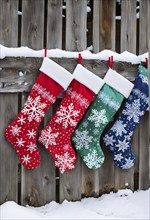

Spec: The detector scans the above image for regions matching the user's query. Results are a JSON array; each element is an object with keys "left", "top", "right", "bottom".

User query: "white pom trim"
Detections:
[
  {"left": 72, "top": 64, "right": 104, "bottom": 94},
  {"left": 104, "top": 68, "right": 134, "bottom": 98}
]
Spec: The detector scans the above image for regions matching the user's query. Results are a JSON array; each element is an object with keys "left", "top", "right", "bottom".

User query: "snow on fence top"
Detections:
[{"left": 0, "top": 44, "right": 148, "bottom": 64}]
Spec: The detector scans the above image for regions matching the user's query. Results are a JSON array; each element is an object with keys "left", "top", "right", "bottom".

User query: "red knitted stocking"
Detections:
[
  {"left": 39, "top": 64, "right": 104, "bottom": 173},
  {"left": 5, "top": 58, "right": 73, "bottom": 169}
]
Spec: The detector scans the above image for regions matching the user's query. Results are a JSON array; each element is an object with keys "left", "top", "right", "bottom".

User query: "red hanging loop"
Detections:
[
  {"left": 78, "top": 53, "right": 82, "bottom": 64},
  {"left": 145, "top": 58, "right": 148, "bottom": 67},
  {"left": 108, "top": 56, "right": 113, "bottom": 69},
  {"left": 44, "top": 48, "right": 47, "bottom": 57}
]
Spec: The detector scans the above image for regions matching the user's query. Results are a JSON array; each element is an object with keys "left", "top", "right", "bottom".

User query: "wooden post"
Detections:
[
  {"left": 121, "top": 0, "right": 137, "bottom": 53},
  {"left": 138, "top": 0, "right": 149, "bottom": 190},
  {"left": 99, "top": 0, "right": 116, "bottom": 51},
  {"left": 65, "top": 0, "right": 87, "bottom": 51},
  {"left": 0, "top": 0, "right": 19, "bottom": 204},
  {"left": 47, "top": 0, "right": 63, "bottom": 49}
]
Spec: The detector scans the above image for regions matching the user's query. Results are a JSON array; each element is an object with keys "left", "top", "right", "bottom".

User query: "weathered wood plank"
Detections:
[
  {"left": 0, "top": 0, "right": 18, "bottom": 204},
  {"left": 131, "top": 127, "right": 139, "bottom": 190},
  {"left": 0, "top": 0, "right": 18, "bottom": 46},
  {"left": 114, "top": 167, "right": 134, "bottom": 190},
  {"left": 139, "top": 113, "right": 149, "bottom": 189},
  {"left": 81, "top": 164, "right": 99, "bottom": 197},
  {"left": 121, "top": 0, "right": 137, "bottom": 53},
  {"left": 0, "top": 94, "right": 19, "bottom": 204},
  {"left": 93, "top": 0, "right": 100, "bottom": 53},
  {"left": 139, "top": 0, "right": 149, "bottom": 54},
  {"left": 0, "top": 57, "right": 138, "bottom": 93},
  {"left": 59, "top": 155, "right": 81, "bottom": 203},
  {"left": 47, "top": 0, "right": 62, "bottom": 49},
  {"left": 21, "top": 0, "right": 45, "bottom": 49},
  {"left": 99, "top": 143, "right": 115, "bottom": 194},
  {"left": 138, "top": 0, "right": 149, "bottom": 190},
  {"left": 66, "top": 0, "right": 87, "bottom": 51},
  {"left": 99, "top": 0, "right": 116, "bottom": 51}
]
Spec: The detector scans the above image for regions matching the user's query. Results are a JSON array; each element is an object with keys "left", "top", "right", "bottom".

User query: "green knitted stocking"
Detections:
[{"left": 71, "top": 69, "right": 134, "bottom": 169}]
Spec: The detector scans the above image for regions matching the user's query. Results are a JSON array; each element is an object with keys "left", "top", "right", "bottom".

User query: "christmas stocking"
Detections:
[
  {"left": 39, "top": 64, "right": 104, "bottom": 173},
  {"left": 71, "top": 68, "right": 134, "bottom": 169},
  {"left": 5, "top": 57, "right": 73, "bottom": 169},
  {"left": 103, "top": 65, "right": 148, "bottom": 169}
]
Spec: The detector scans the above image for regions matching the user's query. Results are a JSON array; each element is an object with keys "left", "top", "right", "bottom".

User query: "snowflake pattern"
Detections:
[
  {"left": 17, "top": 116, "right": 26, "bottom": 125},
  {"left": 72, "top": 130, "right": 93, "bottom": 150},
  {"left": 133, "top": 89, "right": 148, "bottom": 103},
  {"left": 10, "top": 125, "right": 21, "bottom": 136},
  {"left": 93, "top": 128, "right": 99, "bottom": 136},
  {"left": 103, "top": 134, "right": 115, "bottom": 150},
  {"left": 116, "top": 139, "right": 129, "bottom": 152},
  {"left": 139, "top": 74, "right": 148, "bottom": 84},
  {"left": 83, "top": 149, "right": 104, "bottom": 169},
  {"left": 82, "top": 121, "right": 89, "bottom": 128},
  {"left": 55, "top": 152, "right": 75, "bottom": 173},
  {"left": 55, "top": 103, "right": 80, "bottom": 128},
  {"left": 27, "top": 142, "right": 37, "bottom": 153},
  {"left": 88, "top": 109, "right": 108, "bottom": 127},
  {"left": 63, "top": 144, "right": 70, "bottom": 151},
  {"left": 66, "top": 87, "right": 89, "bottom": 108},
  {"left": 123, "top": 99, "right": 144, "bottom": 123},
  {"left": 22, "top": 96, "right": 47, "bottom": 122},
  {"left": 27, "top": 129, "right": 36, "bottom": 139},
  {"left": 112, "top": 120, "right": 127, "bottom": 136},
  {"left": 16, "top": 138, "right": 25, "bottom": 147},
  {"left": 98, "top": 91, "right": 120, "bottom": 110},
  {"left": 121, "top": 158, "right": 134, "bottom": 169},
  {"left": 114, "top": 153, "right": 123, "bottom": 162},
  {"left": 39, "top": 127, "right": 59, "bottom": 149},
  {"left": 21, "top": 155, "right": 31, "bottom": 165},
  {"left": 33, "top": 83, "right": 56, "bottom": 103}
]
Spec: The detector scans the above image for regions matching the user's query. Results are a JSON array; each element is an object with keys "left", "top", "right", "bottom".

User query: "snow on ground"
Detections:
[
  {"left": 0, "top": 188, "right": 149, "bottom": 220},
  {"left": 0, "top": 44, "right": 148, "bottom": 64}
]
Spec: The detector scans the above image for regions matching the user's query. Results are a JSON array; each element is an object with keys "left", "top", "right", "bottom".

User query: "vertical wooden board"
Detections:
[
  {"left": 0, "top": 0, "right": 18, "bottom": 204},
  {"left": 121, "top": 0, "right": 137, "bottom": 53},
  {"left": 0, "top": 94, "right": 19, "bottom": 204},
  {"left": 21, "top": 93, "right": 56, "bottom": 206},
  {"left": 66, "top": 0, "right": 87, "bottom": 51},
  {"left": 47, "top": 0, "right": 62, "bottom": 49},
  {"left": 21, "top": 0, "right": 45, "bottom": 49},
  {"left": 99, "top": 0, "right": 116, "bottom": 51},
  {"left": 114, "top": 167, "right": 134, "bottom": 190},
  {"left": 131, "top": 127, "right": 139, "bottom": 190},
  {"left": 139, "top": 0, "right": 149, "bottom": 54},
  {"left": 93, "top": 0, "right": 100, "bottom": 53},
  {"left": 139, "top": 113, "right": 149, "bottom": 189},
  {"left": 82, "top": 163, "right": 99, "bottom": 198},
  {"left": 99, "top": 145, "right": 115, "bottom": 194},
  {"left": 59, "top": 154, "right": 81, "bottom": 203},
  {"left": 0, "top": 0, "right": 18, "bottom": 46}
]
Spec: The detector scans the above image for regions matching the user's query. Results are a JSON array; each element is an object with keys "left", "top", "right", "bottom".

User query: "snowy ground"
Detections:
[{"left": 0, "top": 188, "right": 149, "bottom": 220}]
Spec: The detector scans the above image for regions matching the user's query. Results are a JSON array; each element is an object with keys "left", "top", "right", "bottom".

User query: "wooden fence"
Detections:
[{"left": 0, "top": 0, "right": 149, "bottom": 206}]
